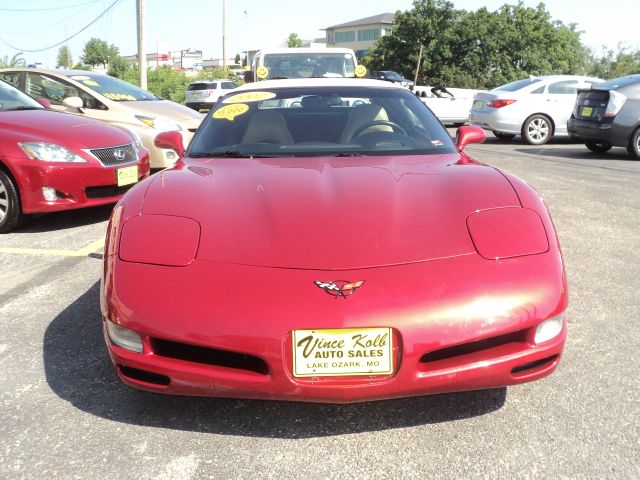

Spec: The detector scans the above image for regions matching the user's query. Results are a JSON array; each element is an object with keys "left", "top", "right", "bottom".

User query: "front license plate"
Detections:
[
  {"left": 116, "top": 165, "right": 138, "bottom": 186},
  {"left": 580, "top": 106, "right": 593, "bottom": 117},
  {"left": 292, "top": 327, "right": 393, "bottom": 377},
  {"left": 472, "top": 100, "right": 484, "bottom": 110}
]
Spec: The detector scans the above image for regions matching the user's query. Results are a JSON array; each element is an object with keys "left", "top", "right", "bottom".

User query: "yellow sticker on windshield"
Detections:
[
  {"left": 70, "top": 75, "right": 91, "bottom": 81},
  {"left": 103, "top": 93, "right": 137, "bottom": 101},
  {"left": 354, "top": 65, "right": 367, "bottom": 78},
  {"left": 223, "top": 92, "right": 276, "bottom": 104},
  {"left": 256, "top": 66, "right": 269, "bottom": 79},
  {"left": 212, "top": 103, "right": 249, "bottom": 121},
  {"left": 83, "top": 80, "right": 99, "bottom": 86}
]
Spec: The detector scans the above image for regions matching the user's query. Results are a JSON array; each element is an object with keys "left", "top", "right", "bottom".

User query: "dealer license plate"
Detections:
[
  {"left": 472, "top": 100, "right": 484, "bottom": 110},
  {"left": 116, "top": 165, "right": 138, "bottom": 187},
  {"left": 292, "top": 327, "right": 393, "bottom": 377},
  {"left": 580, "top": 106, "right": 593, "bottom": 118}
]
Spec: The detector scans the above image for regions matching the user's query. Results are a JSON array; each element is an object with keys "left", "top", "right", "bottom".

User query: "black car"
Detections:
[
  {"left": 568, "top": 74, "right": 640, "bottom": 159},
  {"left": 370, "top": 70, "right": 414, "bottom": 88}
]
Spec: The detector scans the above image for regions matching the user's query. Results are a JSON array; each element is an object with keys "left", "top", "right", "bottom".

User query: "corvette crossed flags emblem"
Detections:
[{"left": 314, "top": 280, "right": 365, "bottom": 298}]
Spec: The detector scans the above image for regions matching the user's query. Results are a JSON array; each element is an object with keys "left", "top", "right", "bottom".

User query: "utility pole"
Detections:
[
  {"left": 136, "top": 0, "right": 147, "bottom": 90},
  {"left": 222, "top": 0, "right": 227, "bottom": 70},
  {"left": 414, "top": 44, "right": 423, "bottom": 86}
]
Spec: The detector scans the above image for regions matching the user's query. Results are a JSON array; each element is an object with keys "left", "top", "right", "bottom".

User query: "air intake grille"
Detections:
[{"left": 89, "top": 144, "right": 136, "bottom": 166}]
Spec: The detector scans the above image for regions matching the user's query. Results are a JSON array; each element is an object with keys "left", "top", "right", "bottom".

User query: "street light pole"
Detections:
[
  {"left": 222, "top": 0, "right": 227, "bottom": 70},
  {"left": 414, "top": 44, "right": 423, "bottom": 86},
  {"left": 136, "top": 0, "right": 147, "bottom": 90}
]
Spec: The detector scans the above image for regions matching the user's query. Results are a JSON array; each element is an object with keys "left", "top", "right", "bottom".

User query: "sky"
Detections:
[{"left": 0, "top": 0, "right": 639, "bottom": 68}]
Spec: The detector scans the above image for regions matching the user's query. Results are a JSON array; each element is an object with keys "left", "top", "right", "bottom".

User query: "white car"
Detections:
[
  {"left": 469, "top": 75, "right": 602, "bottom": 144},
  {"left": 185, "top": 80, "right": 237, "bottom": 111},
  {"left": 416, "top": 86, "right": 484, "bottom": 126}
]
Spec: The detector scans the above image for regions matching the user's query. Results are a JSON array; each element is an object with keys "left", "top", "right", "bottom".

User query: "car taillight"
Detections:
[
  {"left": 488, "top": 99, "right": 517, "bottom": 108},
  {"left": 605, "top": 90, "right": 626, "bottom": 117}
]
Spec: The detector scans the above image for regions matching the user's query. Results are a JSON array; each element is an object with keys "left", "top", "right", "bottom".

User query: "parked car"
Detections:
[
  {"left": 225, "top": 64, "right": 245, "bottom": 78},
  {"left": 469, "top": 75, "right": 603, "bottom": 144},
  {"left": 371, "top": 70, "right": 414, "bottom": 88},
  {"left": 0, "top": 68, "right": 203, "bottom": 169},
  {"left": 101, "top": 78, "right": 567, "bottom": 402},
  {"left": 185, "top": 80, "right": 237, "bottom": 111},
  {"left": 567, "top": 74, "right": 640, "bottom": 159},
  {"left": 0, "top": 79, "right": 150, "bottom": 233},
  {"left": 416, "top": 86, "right": 476, "bottom": 126}
]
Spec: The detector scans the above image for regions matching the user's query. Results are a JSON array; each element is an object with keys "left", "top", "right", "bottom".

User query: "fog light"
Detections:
[
  {"left": 535, "top": 314, "right": 564, "bottom": 344},
  {"left": 42, "top": 186, "right": 58, "bottom": 201},
  {"left": 165, "top": 150, "right": 177, "bottom": 161},
  {"left": 106, "top": 320, "right": 143, "bottom": 352}
]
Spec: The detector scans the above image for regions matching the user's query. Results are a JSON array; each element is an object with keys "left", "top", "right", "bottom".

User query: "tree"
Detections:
[
  {"left": 0, "top": 52, "right": 25, "bottom": 68},
  {"left": 366, "top": 0, "right": 590, "bottom": 89},
  {"left": 56, "top": 46, "right": 72, "bottom": 68},
  {"left": 234, "top": 53, "right": 241, "bottom": 64},
  {"left": 586, "top": 44, "right": 640, "bottom": 79},
  {"left": 287, "top": 33, "right": 304, "bottom": 48},
  {"left": 81, "top": 38, "right": 120, "bottom": 69}
]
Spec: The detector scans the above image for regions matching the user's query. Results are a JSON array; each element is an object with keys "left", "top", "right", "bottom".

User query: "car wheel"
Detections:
[
  {"left": 492, "top": 131, "right": 516, "bottom": 140},
  {"left": 585, "top": 140, "right": 612, "bottom": 153},
  {"left": 627, "top": 128, "right": 640, "bottom": 159},
  {"left": 522, "top": 114, "right": 553, "bottom": 145},
  {"left": 0, "top": 169, "right": 25, "bottom": 233}
]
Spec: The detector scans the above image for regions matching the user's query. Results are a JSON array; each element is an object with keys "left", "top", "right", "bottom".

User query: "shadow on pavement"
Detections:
[
  {"left": 44, "top": 283, "right": 506, "bottom": 439},
  {"left": 16, "top": 204, "right": 114, "bottom": 234},
  {"left": 515, "top": 145, "right": 633, "bottom": 161}
]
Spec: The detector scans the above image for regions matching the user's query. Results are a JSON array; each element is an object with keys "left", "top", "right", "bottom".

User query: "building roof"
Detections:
[{"left": 325, "top": 12, "right": 395, "bottom": 30}]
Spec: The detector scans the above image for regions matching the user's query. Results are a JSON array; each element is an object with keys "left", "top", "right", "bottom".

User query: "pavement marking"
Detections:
[{"left": 0, "top": 237, "right": 105, "bottom": 257}]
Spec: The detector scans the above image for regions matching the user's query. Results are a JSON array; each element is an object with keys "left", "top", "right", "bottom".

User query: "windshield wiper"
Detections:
[
  {"left": 190, "top": 150, "right": 274, "bottom": 158},
  {"left": 333, "top": 152, "right": 363, "bottom": 157},
  {"left": 3, "top": 106, "right": 42, "bottom": 111}
]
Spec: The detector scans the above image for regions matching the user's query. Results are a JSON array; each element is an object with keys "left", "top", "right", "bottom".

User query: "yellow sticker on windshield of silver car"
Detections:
[
  {"left": 212, "top": 103, "right": 249, "bottom": 121},
  {"left": 223, "top": 92, "right": 276, "bottom": 104},
  {"left": 83, "top": 80, "right": 99, "bottom": 86}
]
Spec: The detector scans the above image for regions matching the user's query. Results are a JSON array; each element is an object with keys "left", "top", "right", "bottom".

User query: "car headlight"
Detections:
[
  {"left": 117, "top": 126, "right": 144, "bottom": 151},
  {"left": 106, "top": 320, "right": 143, "bottom": 352},
  {"left": 135, "top": 115, "right": 182, "bottom": 132},
  {"left": 18, "top": 142, "right": 87, "bottom": 163},
  {"left": 535, "top": 314, "right": 564, "bottom": 344}
]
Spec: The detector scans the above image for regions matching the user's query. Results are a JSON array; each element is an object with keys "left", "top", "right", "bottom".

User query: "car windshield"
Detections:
[
  {"left": 262, "top": 53, "right": 356, "bottom": 79},
  {"left": 68, "top": 73, "right": 158, "bottom": 101},
  {"left": 496, "top": 77, "right": 543, "bottom": 92},
  {"left": 384, "top": 71, "right": 403, "bottom": 80},
  {"left": 0, "top": 79, "right": 43, "bottom": 111},
  {"left": 188, "top": 85, "right": 456, "bottom": 158}
]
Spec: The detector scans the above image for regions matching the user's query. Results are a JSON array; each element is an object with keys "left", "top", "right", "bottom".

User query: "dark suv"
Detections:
[
  {"left": 370, "top": 70, "right": 414, "bottom": 88},
  {"left": 568, "top": 74, "right": 640, "bottom": 159}
]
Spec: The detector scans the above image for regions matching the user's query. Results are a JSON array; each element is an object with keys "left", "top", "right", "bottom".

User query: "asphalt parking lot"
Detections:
[{"left": 1, "top": 133, "right": 638, "bottom": 479}]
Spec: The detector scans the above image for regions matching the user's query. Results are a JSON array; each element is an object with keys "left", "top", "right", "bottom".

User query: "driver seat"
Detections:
[
  {"left": 340, "top": 104, "right": 392, "bottom": 143},
  {"left": 242, "top": 110, "right": 294, "bottom": 145}
]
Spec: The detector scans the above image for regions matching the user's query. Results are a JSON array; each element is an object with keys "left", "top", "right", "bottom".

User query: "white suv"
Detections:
[{"left": 185, "top": 80, "right": 237, "bottom": 111}]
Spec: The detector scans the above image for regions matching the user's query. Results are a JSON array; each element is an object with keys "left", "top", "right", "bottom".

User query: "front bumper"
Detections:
[
  {"left": 16, "top": 154, "right": 150, "bottom": 214},
  {"left": 101, "top": 252, "right": 567, "bottom": 403}
]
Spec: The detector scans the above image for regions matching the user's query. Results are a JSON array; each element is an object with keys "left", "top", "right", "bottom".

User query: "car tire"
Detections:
[
  {"left": 627, "top": 127, "right": 640, "bottom": 159},
  {"left": 0, "top": 169, "right": 25, "bottom": 233},
  {"left": 585, "top": 140, "right": 612, "bottom": 153},
  {"left": 521, "top": 114, "right": 553, "bottom": 145},
  {"left": 492, "top": 131, "right": 516, "bottom": 141}
]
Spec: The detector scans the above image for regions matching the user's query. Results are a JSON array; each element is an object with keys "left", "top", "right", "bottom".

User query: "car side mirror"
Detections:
[
  {"left": 155, "top": 131, "right": 185, "bottom": 158},
  {"left": 36, "top": 98, "right": 51, "bottom": 108},
  {"left": 456, "top": 126, "right": 486, "bottom": 152},
  {"left": 63, "top": 96, "right": 84, "bottom": 111}
]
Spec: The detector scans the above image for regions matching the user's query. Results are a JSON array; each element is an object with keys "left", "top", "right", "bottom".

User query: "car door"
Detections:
[{"left": 545, "top": 80, "right": 581, "bottom": 134}]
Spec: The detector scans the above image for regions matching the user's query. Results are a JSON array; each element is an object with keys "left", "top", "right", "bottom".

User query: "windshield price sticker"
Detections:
[
  {"left": 292, "top": 327, "right": 393, "bottom": 377},
  {"left": 223, "top": 92, "right": 276, "bottom": 103},
  {"left": 212, "top": 103, "right": 249, "bottom": 121}
]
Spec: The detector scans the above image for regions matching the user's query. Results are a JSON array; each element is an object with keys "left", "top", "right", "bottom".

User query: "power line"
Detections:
[
  {"left": 0, "top": 1, "right": 99, "bottom": 12},
  {"left": 1, "top": 0, "right": 101, "bottom": 36},
  {"left": 0, "top": 0, "right": 123, "bottom": 53}
]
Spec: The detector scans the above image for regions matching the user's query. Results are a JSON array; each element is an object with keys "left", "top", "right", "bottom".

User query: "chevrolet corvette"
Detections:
[{"left": 101, "top": 78, "right": 567, "bottom": 403}]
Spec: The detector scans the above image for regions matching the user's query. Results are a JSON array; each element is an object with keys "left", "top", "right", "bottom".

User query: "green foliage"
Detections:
[
  {"left": 81, "top": 38, "right": 120, "bottom": 68},
  {"left": 586, "top": 45, "right": 640, "bottom": 79},
  {"left": 56, "top": 46, "right": 72, "bottom": 68},
  {"left": 288, "top": 33, "right": 304, "bottom": 48},
  {"left": 0, "top": 52, "right": 25, "bottom": 68},
  {"left": 366, "top": 0, "right": 597, "bottom": 88},
  {"left": 110, "top": 64, "right": 242, "bottom": 103}
]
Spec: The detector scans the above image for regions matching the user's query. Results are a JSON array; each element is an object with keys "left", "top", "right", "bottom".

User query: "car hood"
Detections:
[
  {"left": 140, "top": 154, "right": 521, "bottom": 269},
  {"left": 119, "top": 99, "right": 203, "bottom": 123},
  {"left": 0, "top": 109, "right": 131, "bottom": 149}
]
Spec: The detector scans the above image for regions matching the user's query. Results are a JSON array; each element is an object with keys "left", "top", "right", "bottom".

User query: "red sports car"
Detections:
[
  {"left": 0, "top": 79, "right": 150, "bottom": 232},
  {"left": 101, "top": 79, "right": 567, "bottom": 403}
]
